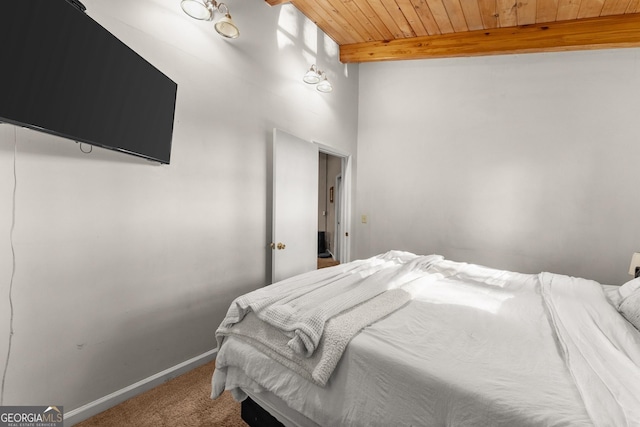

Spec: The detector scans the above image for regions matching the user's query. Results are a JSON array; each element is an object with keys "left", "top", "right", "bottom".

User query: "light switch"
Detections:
[{"left": 361, "top": 214, "right": 367, "bottom": 224}]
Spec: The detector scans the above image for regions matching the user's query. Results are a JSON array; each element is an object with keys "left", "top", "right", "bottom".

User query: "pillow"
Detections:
[
  {"left": 618, "top": 277, "right": 640, "bottom": 331},
  {"left": 619, "top": 277, "right": 640, "bottom": 299},
  {"left": 619, "top": 292, "right": 640, "bottom": 331}
]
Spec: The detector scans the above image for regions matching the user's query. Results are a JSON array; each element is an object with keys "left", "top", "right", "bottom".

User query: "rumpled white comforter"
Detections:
[
  {"left": 540, "top": 273, "right": 640, "bottom": 426},
  {"left": 216, "top": 251, "right": 442, "bottom": 356},
  {"left": 213, "top": 253, "right": 640, "bottom": 427},
  {"left": 215, "top": 251, "right": 443, "bottom": 385}
]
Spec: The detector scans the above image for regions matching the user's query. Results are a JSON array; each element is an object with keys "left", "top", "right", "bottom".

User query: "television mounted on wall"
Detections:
[{"left": 0, "top": 0, "right": 178, "bottom": 164}]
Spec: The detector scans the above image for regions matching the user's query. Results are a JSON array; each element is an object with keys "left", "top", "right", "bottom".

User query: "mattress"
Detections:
[{"left": 212, "top": 253, "right": 640, "bottom": 427}]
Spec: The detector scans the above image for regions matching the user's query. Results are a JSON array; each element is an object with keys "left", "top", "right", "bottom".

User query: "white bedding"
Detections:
[
  {"left": 540, "top": 273, "right": 640, "bottom": 426},
  {"left": 212, "top": 253, "right": 640, "bottom": 427},
  {"left": 217, "top": 251, "right": 442, "bottom": 357}
]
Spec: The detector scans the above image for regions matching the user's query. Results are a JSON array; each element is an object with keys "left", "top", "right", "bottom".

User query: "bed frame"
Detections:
[{"left": 241, "top": 397, "right": 285, "bottom": 427}]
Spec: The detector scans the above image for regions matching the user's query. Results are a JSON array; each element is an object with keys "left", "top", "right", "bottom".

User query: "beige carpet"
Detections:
[
  {"left": 75, "top": 360, "right": 246, "bottom": 427},
  {"left": 317, "top": 257, "right": 340, "bottom": 269}
]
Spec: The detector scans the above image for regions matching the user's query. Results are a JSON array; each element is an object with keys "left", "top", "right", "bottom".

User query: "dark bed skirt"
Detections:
[{"left": 241, "top": 396, "right": 286, "bottom": 427}]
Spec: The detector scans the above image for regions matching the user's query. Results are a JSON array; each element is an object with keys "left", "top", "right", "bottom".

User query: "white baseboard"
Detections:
[{"left": 64, "top": 348, "right": 217, "bottom": 426}]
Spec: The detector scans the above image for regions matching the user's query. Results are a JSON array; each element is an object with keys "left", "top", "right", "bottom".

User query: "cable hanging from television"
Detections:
[
  {"left": 78, "top": 142, "right": 93, "bottom": 154},
  {"left": 65, "top": 0, "right": 87, "bottom": 12}
]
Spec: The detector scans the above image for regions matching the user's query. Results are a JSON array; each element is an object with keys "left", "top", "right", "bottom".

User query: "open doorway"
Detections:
[
  {"left": 317, "top": 152, "right": 342, "bottom": 269},
  {"left": 268, "top": 129, "right": 352, "bottom": 283}
]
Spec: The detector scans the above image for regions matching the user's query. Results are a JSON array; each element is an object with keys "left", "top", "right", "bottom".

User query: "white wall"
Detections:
[
  {"left": 356, "top": 49, "right": 640, "bottom": 285},
  {"left": 0, "top": 0, "right": 358, "bottom": 411}
]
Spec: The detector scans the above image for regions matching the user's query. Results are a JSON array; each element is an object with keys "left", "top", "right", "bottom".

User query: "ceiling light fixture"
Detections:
[
  {"left": 316, "top": 75, "right": 333, "bottom": 93},
  {"left": 303, "top": 64, "right": 332, "bottom": 93},
  {"left": 303, "top": 65, "right": 321, "bottom": 84},
  {"left": 180, "top": 0, "right": 239, "bottom": 39}
]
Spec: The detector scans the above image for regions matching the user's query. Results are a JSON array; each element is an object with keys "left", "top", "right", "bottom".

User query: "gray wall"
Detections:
[
  {"left": 0, "top": 0, "right": 358, "bottom": 410},
  {"left": 356, "top": 49, "right": 640, "bottom": 285}
]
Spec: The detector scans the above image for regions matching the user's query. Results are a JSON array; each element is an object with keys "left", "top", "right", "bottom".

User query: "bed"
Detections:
[{"left": 211, "top": 251, "right": 640, "bottom": 427}]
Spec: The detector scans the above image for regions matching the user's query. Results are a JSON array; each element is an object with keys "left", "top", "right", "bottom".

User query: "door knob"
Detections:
[{"left": 277, "top": 242, "right": 286, "bottom": 250}]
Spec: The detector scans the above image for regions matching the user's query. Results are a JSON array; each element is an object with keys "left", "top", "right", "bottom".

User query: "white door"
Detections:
[{"left": 271, "top": 129, "right": 319, "bottom": 283}]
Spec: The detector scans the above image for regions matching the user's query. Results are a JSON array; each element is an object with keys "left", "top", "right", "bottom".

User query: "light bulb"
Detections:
[
  {"left": 316, "top": 77, "right": 332, "bottom": 93},
  {"left": 303, "top": 65, "right": 321, "bottom": 84},
  {"left": 181, "top": 0, "right": 214, "bottom": 20},
  {"left": 215, "top": 14, "right": 240, "bottom": 39}
]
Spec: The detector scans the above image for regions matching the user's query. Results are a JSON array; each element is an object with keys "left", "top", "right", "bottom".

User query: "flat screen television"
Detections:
[{"left": 0, "top": 0, "right": 177, "bottom": 164}]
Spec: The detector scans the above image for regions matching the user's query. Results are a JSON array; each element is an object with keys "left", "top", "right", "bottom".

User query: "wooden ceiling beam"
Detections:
[
  {"left": 265, "top": 0, "right": 291, "bottom": 6},
  {"left": 340, "top": 13, "right": 640, "bottom": 63}
]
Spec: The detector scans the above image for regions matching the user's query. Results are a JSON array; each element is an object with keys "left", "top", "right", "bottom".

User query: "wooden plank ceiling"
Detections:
[{"left": 264, "top": 0, "right": 640, "bottom": 63}]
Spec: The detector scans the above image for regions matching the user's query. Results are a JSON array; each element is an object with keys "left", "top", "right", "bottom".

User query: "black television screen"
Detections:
[{"left": 0, "top": 0, "right": 177, "bottom": 164}]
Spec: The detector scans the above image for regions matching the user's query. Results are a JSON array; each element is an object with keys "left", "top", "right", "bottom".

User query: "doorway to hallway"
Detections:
[
  {"left": 317, "top": 152, "right": 342, "bottom": 269},
  {"left": 269, "top": 129, "right": 352, "bottom": 283}
]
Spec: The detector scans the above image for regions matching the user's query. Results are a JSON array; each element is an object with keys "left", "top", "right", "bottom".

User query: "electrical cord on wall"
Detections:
[
  {"left": 78, "top": 141, "right": 92, "bottom": 154},
  {"left": 1, "top": 126, "right": 17, "bottom": 405}
]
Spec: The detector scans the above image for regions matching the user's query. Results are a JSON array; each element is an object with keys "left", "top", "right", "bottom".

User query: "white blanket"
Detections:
[
  {"left": 216, "top": 250, "right": 443, "bottom": 357},
  {"left": 217, "top": 287, "right": 412, "bottom": 386},
  {"left": 213, "top": 254, "right": 640, "bottom": 427},
  {"left": 540, "top": 273, "right": 640, "bottom": 427}
]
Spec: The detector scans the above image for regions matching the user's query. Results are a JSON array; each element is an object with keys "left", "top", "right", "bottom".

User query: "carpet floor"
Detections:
[
  {"left": 317, "top": 257, "right": 340, "bottom": 269},
  {"left": 74, "top": 360, "right": 246, "bottom": 427},
  {"left": 75, "top": 261, "right": 342, "bottom": 427}
]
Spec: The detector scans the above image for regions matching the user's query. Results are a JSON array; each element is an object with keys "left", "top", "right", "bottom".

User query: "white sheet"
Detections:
[
  {"left": 540, "top": 273, "right": 640, "bottom": 427},
  {"left": 602, "top": 284, "right": 624, "bottom": 307},
  {"left": 215, "top": 256, "right": 640, "bottom": 426}
]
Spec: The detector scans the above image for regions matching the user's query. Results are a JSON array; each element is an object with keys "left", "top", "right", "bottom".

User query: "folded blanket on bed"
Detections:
[
  {"left": 540, "top": 272, "right": 640, "bottom": 427},
  {"left": 216, "top": 251, "right": 443, "bottom": 357},
  {"left": 217, "top": 286, "right": 414, "bottom": 386}
]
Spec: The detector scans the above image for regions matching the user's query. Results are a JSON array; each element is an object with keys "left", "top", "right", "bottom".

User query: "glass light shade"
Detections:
[
  {"left": 215, "top": 14, "right": 240, "bottom": 39},
  {"left": 181, "top": 0, "right": 213, "bottom": 20},
  {"left": 316, "top": 77, "right": 333, "bottom": 93},
  {"left": 303, "top": 66, "right": 321, "bottom": 84}
]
